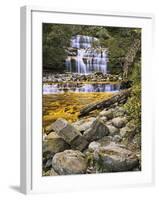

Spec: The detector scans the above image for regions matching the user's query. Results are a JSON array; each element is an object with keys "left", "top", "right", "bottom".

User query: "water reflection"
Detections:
[{"left": 43, "top": 83, "right": 120, "bottom": 94}]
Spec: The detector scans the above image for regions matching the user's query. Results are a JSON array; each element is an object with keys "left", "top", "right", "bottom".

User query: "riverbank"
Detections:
[
  {"left": 43, "top": 101, "right": 141, "bottom": 176},
  {"left": 42, "top": 87, "right": 141, "bottom": 176}
]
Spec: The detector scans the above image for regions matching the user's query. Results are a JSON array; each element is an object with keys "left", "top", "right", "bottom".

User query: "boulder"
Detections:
[
  {"left": 70, "top": 135, "right": 89, "bottom": 151},
  {"left": 94, "top": 142, "right": 139, "bottom": 172},
  {"left": 52, "top": 150, "right": 87, "bottom": 175},
  {"left": 51, "top": 118, "right": 81, "bottom": 143},
  {"left": 83, "top": 118, "right": 109, "bottom": 142},
  {"left": 107, "top": 125, "right": 119, "bottom": 136},
  {"left": 51, "top": 118, "right": 88, "bottom": 151},
  {"left": 72, "top": 117, "right": 96, "bottom": 132},
  {"left": 43, "top": 133, "right": 70, "bottom": 155},
  {"left": 97, "top": 136, "right": 113, "bottom": 146},
  {"left": 112, "top": 117, "right": 126, "bottom": 128}
]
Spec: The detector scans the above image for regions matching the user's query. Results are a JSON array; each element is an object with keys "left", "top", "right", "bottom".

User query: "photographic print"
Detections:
[{"left": 42, "top": 23, "right": 141, "bottom": 176}]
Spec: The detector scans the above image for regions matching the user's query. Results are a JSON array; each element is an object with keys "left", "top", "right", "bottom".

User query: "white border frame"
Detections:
[{"left": 20, "top": 6, "right": 154, "bottom": 194}]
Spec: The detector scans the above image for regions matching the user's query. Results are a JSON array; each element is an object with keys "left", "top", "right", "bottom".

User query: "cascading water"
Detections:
[{"left": 66, "top": 35, "right": 108, "bottom": 74}]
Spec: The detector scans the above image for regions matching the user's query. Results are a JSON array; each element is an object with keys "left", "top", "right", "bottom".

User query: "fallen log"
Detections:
[{"left": 79, "top": 89, "right": 131, "bottom": 117}]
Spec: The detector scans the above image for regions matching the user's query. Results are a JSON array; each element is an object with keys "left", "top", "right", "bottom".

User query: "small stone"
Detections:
[
  {"left": 120, "top": 126, "right": 132, "bottom": 138},
  {"left": 114, "top": 107, "right": 126, "bottom": 117},
  {"left": 99, "top": 109, "right": 113, "bottom": 120},
  {"left": 100, "top": 116, "right": 107, "bottom": 122},
  {"left": 112, "top": 117, "right": 126, "bottom": 128},
  {"left": 113, "top": 135, "right": 122, "bottom": 142},
  {"left": 46, "top": 132, "right": 60, "bottom": 140},
  {"left": 107, "top": 125, "right": 119, "bottom": 136},
  {"left": 88, "top": 141, "right": 101, "bottom": 151}
]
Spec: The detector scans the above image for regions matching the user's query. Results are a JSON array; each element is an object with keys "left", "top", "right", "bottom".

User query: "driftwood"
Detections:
[{"left": 79, "top": 89, "right": 131, "bottom": 117}]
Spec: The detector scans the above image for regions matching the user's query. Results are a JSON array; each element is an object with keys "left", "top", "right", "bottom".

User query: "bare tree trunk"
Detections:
[{"left": 123, "top": 39, "right": 141, "bottom": 78}]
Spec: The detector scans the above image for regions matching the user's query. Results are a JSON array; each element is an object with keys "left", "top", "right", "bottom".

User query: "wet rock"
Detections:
[
  {"left": 94, "top": 142, "right": 139, "bottom": 172},
  {"left": 51, "top": 118, "right": 88, "bottom": 151},
  {"left": 107, "top": 125, "right": 119, "bottom": 136},
  {"left": 112, "top": 117, "right": 126, "bottom": 128},
  {"left": 52, "top": 150, "right": 87, "bottom": 175},
  {"left": 83, "top": 118, "right": 109, "bottom": 142}
]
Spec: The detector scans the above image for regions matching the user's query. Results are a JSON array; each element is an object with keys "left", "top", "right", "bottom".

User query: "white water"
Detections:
[
  {"left": 66, "top": 35, "right": 108, "bottom": 74},
  {"left": 43, "top": 83, "right": 120, "bottom": 94}
]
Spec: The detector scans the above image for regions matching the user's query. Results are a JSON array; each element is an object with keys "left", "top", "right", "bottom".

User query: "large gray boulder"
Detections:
[
  {"left": 51, "top": 118, "right": 88, "bottom": 151},
  {"left": 52, "top": 150, "right": 87, "bottom": 175},
  {"left": 94, "top": 142, "right": 139, "bottom": 172},
  {"left": 83, "top": 118, "right": 109, "bottom": 142},
  {"left": 112, "top": 117, "right": 126, "bottom": 128}
]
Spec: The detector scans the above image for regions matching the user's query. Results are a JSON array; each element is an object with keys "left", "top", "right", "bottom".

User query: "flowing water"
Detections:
[
  {"left": 65, "top": 35, "right": 108, "bottom": 74},
  {"left": 43, "top": 83, "right": 120, "bottom": 94}
]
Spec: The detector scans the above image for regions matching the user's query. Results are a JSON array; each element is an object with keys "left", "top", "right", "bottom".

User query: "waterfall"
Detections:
[{"left": 66, "top": 35, "right": 108, "bottom": 74}]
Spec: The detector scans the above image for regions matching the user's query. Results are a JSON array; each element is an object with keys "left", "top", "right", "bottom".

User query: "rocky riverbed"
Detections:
[
  {"left": 43, "top": 103, "right": 141, "bottom": 176},
  {"left": 43, "top": 72, "right": 123, "bottom": 83}
]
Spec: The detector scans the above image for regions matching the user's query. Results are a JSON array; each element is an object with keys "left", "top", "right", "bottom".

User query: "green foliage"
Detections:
[
  {"left": 43, "top": 23, "right": 141, "bottom": 74},
  {"left": 124, "top": 61, "right": 141, "bottom": 129},
  {"left": 129, "top": 61, "right": 141, "bottom": 84},
  {"left": 124, "top": 84, "right": 141, "bottom": 127}
]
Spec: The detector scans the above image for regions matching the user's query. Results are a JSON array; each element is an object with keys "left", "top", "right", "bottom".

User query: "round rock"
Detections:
[
  {"left": 52, "top": 150, "right": 87, "bottom": 175},
  {"left": 112, "top": 117, "right": 126, "bottom": 128}
]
